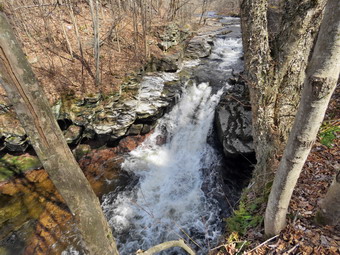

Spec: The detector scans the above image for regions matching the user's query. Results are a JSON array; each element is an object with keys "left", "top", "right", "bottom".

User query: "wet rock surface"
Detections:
[
  {"left": 185, "top": 36, "right": 213, "bottom": 59},
  {"left": 0, "top": 72, "right": 182, "bottom": 152},
  {"left": 186, "top": 16, "right": 253, "bottom": 157},
  {"left": 215, "top": 78, "right": 254, "bottom": 157}
]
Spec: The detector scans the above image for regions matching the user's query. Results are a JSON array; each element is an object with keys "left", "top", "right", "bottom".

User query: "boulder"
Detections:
[
  {"left": 155, "top": 23, "right": 189, "bottom": 51},
  {"left": 185, "top": 36, "right": 212, "bottom": 59},
  {"left": 64, "top": 125, "right": 83, "bottom": 144},
  {"left": 148, "top": 52, "right": 181, "bottom": 72},
  {"left": 72, "top": 144, "right": 91, "bottom": 161}
]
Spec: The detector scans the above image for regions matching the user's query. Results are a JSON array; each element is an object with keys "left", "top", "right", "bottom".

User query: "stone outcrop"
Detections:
[
  {"left": 147, "top": 52, "right": 182, "bottom": 72},
  {"left": 215, "top": 78, "right": 254, "bottom": 157},
  {"left": 185, "top": 36, "right": 213, "bottom": 59},
  {"left": 155, "top": 23, "right": 191, "bottom": 51},
  {"left": 0, "top": 72, "right": 182, "bottom": 152},
  {"left": 0, "top": 21, "right": 194, "bottom": 153}
]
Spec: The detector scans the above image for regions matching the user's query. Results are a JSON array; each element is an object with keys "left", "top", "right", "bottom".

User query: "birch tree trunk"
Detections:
[
  {"left": 0, "top": 12, "right": 118, "bottom": 255},
  {"left": 264, "top": 0, "right": 340, "bottom": 236}
]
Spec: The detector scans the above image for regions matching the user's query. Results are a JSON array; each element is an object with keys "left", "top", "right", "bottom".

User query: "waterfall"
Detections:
[
  {"left": 100, "top": 17, "right": 244, "bottom": 254},
  {"left": 102, "top": 83, "right": 225, "bottom": 254}
]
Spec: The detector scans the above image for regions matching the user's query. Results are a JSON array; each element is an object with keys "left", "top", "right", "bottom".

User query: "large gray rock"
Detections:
[
  {"left": 148, "top": 52, "right": 182, "bottom": 72},
  {"left": 185, "top": 36, "right": 213, "bottom": 59},
  {"left": 215, "top": 82, "right": 254, "bottom": 157},
  {"left": 156, "top": 23, "right": 191, "bottom": 51},
  {"left": 64, "top": 125, "right": 83, "bottom": 144}
]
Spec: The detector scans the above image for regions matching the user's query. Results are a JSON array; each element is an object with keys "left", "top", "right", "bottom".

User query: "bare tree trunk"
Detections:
[
  {"left": 61, "top": 12, "right": 74, "bottom": 58},
  {"left": 0, "top": 12, "right": 119, "bottom": 255},
  {"left": 317, "top": 171, "right": 340, "bottom": 225},
  {"left": 89, "top": 0, "right": 101, "bottom": 86},
  {"left": 264, "top": 0, "right": 340, "bottom": 236},
  {"left": 198, "top": 0, "right": 207, "bottom": 25},
  {"left": 67, "top": 0, "right": 87, "bottom": 87},
  {"left": 240, "top": 0, "right": 276, "bottom": 189}
]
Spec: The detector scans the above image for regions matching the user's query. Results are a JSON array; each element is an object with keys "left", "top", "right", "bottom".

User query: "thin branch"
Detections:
[
  {"left": 247, "top": 235, "right": 279, "bottom": 253},
  {"left": 136, "top": 239, "right": 195, "bottom": 255}
]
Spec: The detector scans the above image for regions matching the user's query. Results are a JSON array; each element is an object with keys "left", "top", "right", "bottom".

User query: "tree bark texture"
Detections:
[
  {"left": 0, "top": 13, "right": 118, "bottom": 255},
  {"left": 241, "top": 0, "right": 326, "bottom": 191},
  {"left": 264, "top": 0, "right": 340, "bottom": 236},
  {"left": 241, "top": 0, "right": 275, "bottom": 189},
  {"left": 272, "top": 0, "right": 327, "bottom": 144}
]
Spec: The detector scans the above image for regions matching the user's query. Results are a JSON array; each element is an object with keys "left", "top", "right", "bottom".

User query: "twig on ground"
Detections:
[
  {"left": 136, "top": 239, "right": 195, "bottom": 255},
  {"left": 236, "top": 241, "right": 247, "bottom": 255},
  {"left": 246, "top": 235, "right": 279, "bottom": 253},
  {"left": 285, "top": 244, "right": 299, "bottom": 255}
]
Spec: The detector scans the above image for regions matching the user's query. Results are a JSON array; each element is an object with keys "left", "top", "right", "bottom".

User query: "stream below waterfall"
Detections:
[{"left": 101, "top": 16, "right": 246, "bottom": 255}]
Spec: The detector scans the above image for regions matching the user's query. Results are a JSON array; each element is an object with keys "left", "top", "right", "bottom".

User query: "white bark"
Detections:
[{"left": 264, "top": 0, "right": 340, "bottom": 236}]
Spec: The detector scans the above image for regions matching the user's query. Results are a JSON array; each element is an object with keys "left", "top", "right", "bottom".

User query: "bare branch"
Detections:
[{"left": 136, "top": 239, "right": 196, "bottom": 255}]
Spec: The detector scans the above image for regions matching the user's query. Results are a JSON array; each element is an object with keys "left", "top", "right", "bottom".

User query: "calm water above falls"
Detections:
[{"left": 102, "top": 19, "right": 243, "bottom": 254}]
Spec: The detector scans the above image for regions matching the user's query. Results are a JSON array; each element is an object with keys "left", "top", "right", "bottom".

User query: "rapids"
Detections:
[
  {"left": 102, "top": 83, "right": 224, "bottom": 254},
  {"left": 101, "top": 17, "right": 244, "bottom": 254}
]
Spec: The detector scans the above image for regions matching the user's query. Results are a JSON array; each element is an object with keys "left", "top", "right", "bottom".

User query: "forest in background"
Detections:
[{"left": 0, "top": 0, "right": 239, "bottom": 104}]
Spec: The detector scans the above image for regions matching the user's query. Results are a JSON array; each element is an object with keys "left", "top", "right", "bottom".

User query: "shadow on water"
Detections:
[{"left": 0, "top": 156, "right": 85, "bottom": 255}]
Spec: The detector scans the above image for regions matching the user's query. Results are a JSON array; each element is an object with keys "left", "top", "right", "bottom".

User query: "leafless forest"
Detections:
[{"left": 0, "top": 0, "right": 238, "bottom": 104}]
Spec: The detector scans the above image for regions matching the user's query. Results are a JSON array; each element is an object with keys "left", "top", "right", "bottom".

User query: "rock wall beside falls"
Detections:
[
  {"left": 215, "top": 77, "right": 254, "bottom": 158},
  {"left": 0, "top": 77, "right": 182, "bottom": 152}
]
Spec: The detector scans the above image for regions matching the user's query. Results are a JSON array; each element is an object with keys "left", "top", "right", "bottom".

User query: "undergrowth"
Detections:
[
  {"left": 220, "top": 181, "right": 272, "bottom": 253},
  {"left": 318, "top": 121, "right": 339, "bottom": 148}
]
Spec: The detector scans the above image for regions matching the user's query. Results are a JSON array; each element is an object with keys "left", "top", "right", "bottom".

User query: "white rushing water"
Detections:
[
  {"left": 102, "top": 83, "right": 224, "bottom": 254},
  {"left": 101, "top": 22, "right": 244, "bottom": 254},
  {"left": 210, "top": 37, "right": 243, "bottom": 73}
]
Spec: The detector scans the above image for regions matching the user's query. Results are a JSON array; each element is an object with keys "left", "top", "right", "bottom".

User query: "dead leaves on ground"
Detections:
[{"left": 217, "top": 88, "right": 340, "bottom": 254}]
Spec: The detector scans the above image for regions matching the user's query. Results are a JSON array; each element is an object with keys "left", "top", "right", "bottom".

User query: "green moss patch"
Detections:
[
  {"left": 318, "top": 122, "right": 339, "bottom": 148},
  {"left": 225, "top": 201, "right": 263, "bottom": 236},
  {"left": 225, "top": 181, "right": 273, "bottom": 237},
  {"left": 0, "top": 154, "right": 42, "bottom": 181}
]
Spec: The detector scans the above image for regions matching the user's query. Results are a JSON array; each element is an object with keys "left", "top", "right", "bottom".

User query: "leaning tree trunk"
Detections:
[
  {"left": 264, "top": 0, "right": 340, "bottom": 236},
  {"left": 0, "top": 13, "right": 119, "bottom": 255}
]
